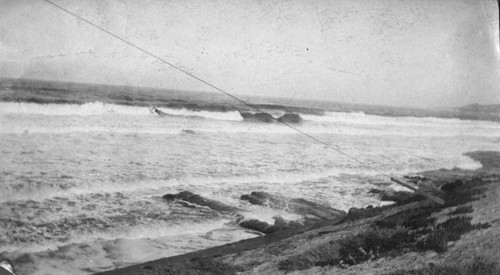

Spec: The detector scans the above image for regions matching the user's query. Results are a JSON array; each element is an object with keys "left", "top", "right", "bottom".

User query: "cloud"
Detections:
[{"left": 0, "top": 0, "right": 498, "bottom": 107}]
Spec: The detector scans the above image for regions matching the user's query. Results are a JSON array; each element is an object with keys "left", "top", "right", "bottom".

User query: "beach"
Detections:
[
  {"left": 2, "top": 0, "right": 499, "bottom": 273},
  {"left": 1, "top": 80, "right": 499, "bottom": 274},
  {"left": 99, "top": 151, "right": 500, "bottom": 275}
]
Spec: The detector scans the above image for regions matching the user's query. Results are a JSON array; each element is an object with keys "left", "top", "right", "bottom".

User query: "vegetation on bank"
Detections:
[
  {"left": 386, "top": 256, "right": 500, "bottom": 275},
  {"left": 94, "top": 152, "right": 500, "bottom": 275},
  {"left": 277, "top": 175, "right": 493, "bottom": 272}
]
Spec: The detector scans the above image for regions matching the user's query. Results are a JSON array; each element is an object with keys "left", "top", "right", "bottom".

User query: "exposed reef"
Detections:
[
  {"left": 239, "top": 216, "right": 303, "bottom": 235},
  {"left": 162, "top": 191, "right": 240, "bottom": 214},
  {"left": 277, "top": 113, "right": 302, "bottom": 123},
  {"left": 239, "top": 112, "right": 303, "bottom": 124},
  {"left": 162, "top": 190, "right": 345, "bottom": 235}
]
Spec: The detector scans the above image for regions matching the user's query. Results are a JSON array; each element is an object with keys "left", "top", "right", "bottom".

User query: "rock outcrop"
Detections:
[
  {"left": 98, "top": 151, "right": 500, "bottom": 275},
  {"left": 241, "top": 191, "right": 346, "bottom": 222},
  {"left": 277, "top": 113, "right": 303, "bottom": 124},
  {"left": 239, "top": 112, "right": 303, "bottom": 124},
  {"left": 239, "top": 216, "right": 302, "bottom": 234},
  {"left": 403, "top": 175, "right": 428, "bottom": 184},
  {"left": 369, "top": 188, "right": 415, "bottom": 203},
  {"left": 163, "top": 191, "right": 342, "bottom": 235},
  {"left": 162, "top": 191, "right": 239, "bottom": 214}
]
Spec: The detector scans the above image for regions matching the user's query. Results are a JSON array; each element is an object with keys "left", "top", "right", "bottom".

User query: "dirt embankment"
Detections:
[{"left": 98, "top": 151, "right": 500, "bottom": 275}]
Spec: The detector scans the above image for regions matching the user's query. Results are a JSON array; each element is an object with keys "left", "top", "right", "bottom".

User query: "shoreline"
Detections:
[
  {"left": 2, "top": 78, "right": 500, "bottom": 123},
  {"left": 98, "top": 151, "right": 500, "bottom": 275}
]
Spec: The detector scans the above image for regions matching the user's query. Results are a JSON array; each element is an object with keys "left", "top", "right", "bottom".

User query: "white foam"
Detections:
[
  {"left": 239, "top": 205, "right": 304, "bottom": 224},
  {"left": 303, "top": 111, "right": 500, "bottom": 131},
  {"left": 0, "top": 125, "right": 182, "bottom": 135},
  {"left": 0, "top": 152, "right": 483, "bottom": 204},
  {"left": 1, "top": 222, "right": 258, "bottom": 275},
  {"left": 0, "top": 169, "right": 348, "bottom": 203},
  {"left": 0, "top": 219, "right": 232, "bottom": 254},
  {"left": 0, "top": 102, "right": 150, "bottom": 116},
  {"left": 2, "top": 102, "right": 499, "bottom": 137},
  {"left": 0, "top": 102, "right": 243, "bottom": 121},
  {"left": 154, "top": 107, "right": 243, "bottom": 121}
]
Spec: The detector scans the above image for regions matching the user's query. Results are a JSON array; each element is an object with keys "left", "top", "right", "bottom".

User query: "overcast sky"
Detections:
[{"left": 1, "top": 0, "right": 499, "bottom": 108}]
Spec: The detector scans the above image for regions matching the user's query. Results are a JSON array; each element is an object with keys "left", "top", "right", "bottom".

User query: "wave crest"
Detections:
[
  {"left": 153, "top": 107, "right": 242, "bottom": 121},
  {"left": 0, "top": 102, "right": 243, "bottom": 121}
]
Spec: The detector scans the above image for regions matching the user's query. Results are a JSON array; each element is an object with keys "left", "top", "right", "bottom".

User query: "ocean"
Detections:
[{"left": 0, "top": 83, "right": 499, "bottom": 274}]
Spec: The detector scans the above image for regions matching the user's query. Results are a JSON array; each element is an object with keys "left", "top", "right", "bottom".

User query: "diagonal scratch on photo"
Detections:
[{"left": 1, "top": 0, "right": 500, "bottom": 274}]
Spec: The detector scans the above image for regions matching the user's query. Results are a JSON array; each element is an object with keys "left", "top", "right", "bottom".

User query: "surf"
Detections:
[{"left": 0, "top": 102, "right": 242, "bottom": 121}]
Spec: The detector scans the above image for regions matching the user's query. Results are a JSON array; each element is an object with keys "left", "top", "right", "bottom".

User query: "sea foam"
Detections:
[{"left": 0, "top": 102, "right": 242, "bottom": 121}]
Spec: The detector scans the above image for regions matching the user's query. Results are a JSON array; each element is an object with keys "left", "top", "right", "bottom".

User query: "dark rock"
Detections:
[
  {"left": 162, "top": 191, "right": 239, "bottom": 214},
  {"left": 277, "top": 113, "right": 303, "bottom": 124},
  {"left": 163, "top": 191, "right": 345, "bottom": 235},
  {"left": 239, "top": 219, "right": 279, "bottom": 234},
  {"left": 369, "top": 188, "right": 414, "bottom": 203},
  {"left": 347, "top": 207, "right": 366, "bottom": 220},
  {"left": 151, "top": 106, "right": 168, "bottom": 117},
  {"left": 248, "top": 103, "right": 325, "bottom": 115},
  {"left": 239, "top": 216, "right": 302, "bottom": 234},
  {"left": 403, "top": 175, "right": 428, "bottom": 184},
  {"left": 346, "top": 204, "right": 395, "bottom": 221},
  {"left": 182, "top": 129, "right": 196, "bottom": 134},
  {"left": 240, "top": 194, "right": 251, "bottom": 201},
  {"left": 441, "top": 180, "right": 464, "bottom": 192},
  {"left": 163, "top": 194, "right": 177, "bottom": 201},
  {"left": 241, "top": 191, "right": 346, "bottom": 222},
  {"left": 240, "top": 112, "right": 275, "bottom": 123}
]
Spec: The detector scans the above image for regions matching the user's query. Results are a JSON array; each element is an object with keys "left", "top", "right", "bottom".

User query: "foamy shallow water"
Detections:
[{"left": 0, "top": 102, "right": 499, "bottom": 274}]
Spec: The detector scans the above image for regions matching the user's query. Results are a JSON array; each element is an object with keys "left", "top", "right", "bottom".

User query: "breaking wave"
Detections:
[
  {"left": 0, "top": 102, "right": 149, "bottom": 116},
  {"left": 0, "top": 156, "right": 482, "bottom": 204},
  {"left": 0, "top": 219, "right": 233, "bottom": 254},
  {"left": 0, "top": 102, "right": 242, "bottom": 121},
  {"left": 303, "top": 111, "right": 497, "bottom": 128},
  {"left": 152, "top": 107, "right": 242, "bottom": 121},
  {"left": 0, "top": 169, "right": 351, "bottom": 203}
]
